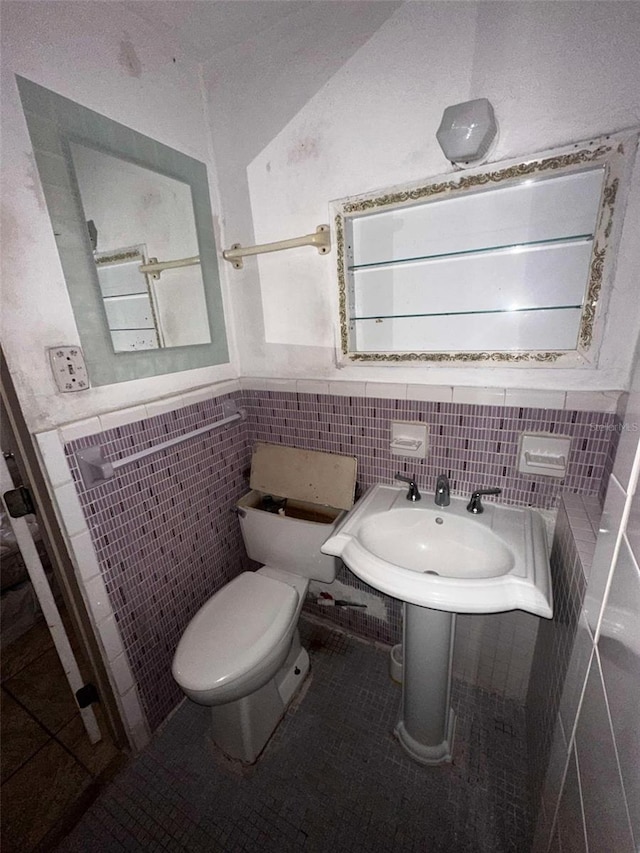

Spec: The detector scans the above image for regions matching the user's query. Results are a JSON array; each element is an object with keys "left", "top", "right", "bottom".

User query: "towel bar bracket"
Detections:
[{"left": 138, "top": 255, "right": 201, "bottom": 280}]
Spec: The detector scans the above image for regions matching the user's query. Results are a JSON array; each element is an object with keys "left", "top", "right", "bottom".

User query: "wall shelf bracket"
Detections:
[{"left": 223, "top": 224, "right": 330, "bottom": 270}]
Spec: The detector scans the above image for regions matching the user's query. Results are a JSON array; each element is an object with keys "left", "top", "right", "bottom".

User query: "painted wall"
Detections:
[
  {"left": 1, "top": 1, "right": 404, "bottom": 434},
  {"left": 2, "top": 2, "right": 638, "bottom": 793},
  {"left": 236, "top": 2, "right": 640, "bottom": 389},
  {"left": 0, "top": 1, "right": 237, "bottom": 433},
  {"left": 202, "top": 1, "right": 401, "bottom": 368},
  {"left": 4, "top": 2, "right": 640, "bottom": 438},
  {"left": 530, "top": 350, "right": 640, "bottom": 852}
]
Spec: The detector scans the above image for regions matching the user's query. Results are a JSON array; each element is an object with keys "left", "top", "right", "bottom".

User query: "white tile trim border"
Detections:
[
  {"left": 244, "top": 378, "right": 623, "bottom": 413},
  {"left": 34, "top": 430, "right": 151, "bottom": 752},
  {"left": 47, "top": 380, "right": 623, "bottom": 450},
  {"left": 55, "top": 379, "right": 243, "bottom": 443},
  {"left": 32, "top": 377, "right": 244, "bottom": 751}
]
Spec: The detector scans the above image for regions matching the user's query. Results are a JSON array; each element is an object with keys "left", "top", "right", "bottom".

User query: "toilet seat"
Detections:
[{"left": 172, "top": 572, "right": 298, "bottom": 699}]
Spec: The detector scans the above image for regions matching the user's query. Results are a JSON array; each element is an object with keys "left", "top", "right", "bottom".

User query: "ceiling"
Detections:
[{"left": 125, "top": 1, "right": 387, "bottom": 62}]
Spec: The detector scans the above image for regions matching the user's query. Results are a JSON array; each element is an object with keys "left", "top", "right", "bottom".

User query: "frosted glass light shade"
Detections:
[{"left": 436, "top": 98, "right": 497, "bottom": 162}]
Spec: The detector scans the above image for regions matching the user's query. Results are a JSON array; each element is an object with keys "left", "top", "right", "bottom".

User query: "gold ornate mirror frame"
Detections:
[{"left": 333, "top": 130, "right": 638, "bottom": 366}]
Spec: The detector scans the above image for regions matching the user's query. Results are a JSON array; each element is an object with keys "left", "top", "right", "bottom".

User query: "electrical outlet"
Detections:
[{"left": 48, "top": 346, "right": 90, "bottom": 392}]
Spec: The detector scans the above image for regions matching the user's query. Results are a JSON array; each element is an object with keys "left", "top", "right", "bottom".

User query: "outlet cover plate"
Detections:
[{"left": 48, "top": 346, "right": 90, "bottom": 392}]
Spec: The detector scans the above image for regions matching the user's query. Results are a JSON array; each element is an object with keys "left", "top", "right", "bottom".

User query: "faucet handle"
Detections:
[
  {"left": 467, "top": 487, "right": 502, "bottom": 514},
  {"left": 394, "top": 472, "right": 421, "bottom": 501}
]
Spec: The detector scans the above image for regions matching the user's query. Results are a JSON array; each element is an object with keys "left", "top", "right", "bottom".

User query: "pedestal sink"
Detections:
[{"left": 321, "top": 483, "right": 552, "bottom": 765}]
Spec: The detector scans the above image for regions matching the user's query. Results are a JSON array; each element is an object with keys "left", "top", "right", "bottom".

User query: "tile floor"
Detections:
[
  {"left": 55, "top": 619, "right": 531, "bottom": 852},
  {"left": 1, "top": 615, "right": 125, "bottom": 852}
]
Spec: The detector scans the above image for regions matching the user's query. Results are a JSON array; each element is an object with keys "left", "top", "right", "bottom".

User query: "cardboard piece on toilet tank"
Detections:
[{"left": 249, "top": 443, "right": 357, "bottom": 511}]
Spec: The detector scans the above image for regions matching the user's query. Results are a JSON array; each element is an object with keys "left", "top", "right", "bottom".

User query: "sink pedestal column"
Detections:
[{"left": 395, "top": 604, "right": 456, "bottom": 765}]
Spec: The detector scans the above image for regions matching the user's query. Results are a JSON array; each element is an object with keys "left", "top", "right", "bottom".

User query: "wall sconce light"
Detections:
[{"left": 436, "top": 98, "right": 497, "bottom": 164}]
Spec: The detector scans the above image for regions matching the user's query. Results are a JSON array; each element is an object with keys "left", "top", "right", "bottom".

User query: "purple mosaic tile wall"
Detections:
[
  {"left": 65, "top": 387, "right": 616, "bottom": 733},
  {"left": 525, "top": 493, "right": 600, "bottom": 820},
  {"left": 246, "top": 390, "right": 615, "bottom": 646},
  {"left": 247, "top": 392, "right": 615, "bottom": 508},
  {"left": 305, "top": 562, "right": 404, "bottom": 646},
  {"left": 599, "top": 417, "right": 622, "bottom": 505},
  {"left": 66, "top": 392, "right": 252, "bottom": 731}
]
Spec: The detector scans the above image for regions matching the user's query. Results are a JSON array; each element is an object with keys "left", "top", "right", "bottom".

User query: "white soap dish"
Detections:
[
  {"left": 390, "top": 422, "right": 428, "bottom": 458},
  {"left": 518, "top": 433, "right": 571, "bottom": 478}
]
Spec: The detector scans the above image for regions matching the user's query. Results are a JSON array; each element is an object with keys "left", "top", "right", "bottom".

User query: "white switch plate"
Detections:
[{"left": 48, "top": 346, "right": 90, "bottom": 392}]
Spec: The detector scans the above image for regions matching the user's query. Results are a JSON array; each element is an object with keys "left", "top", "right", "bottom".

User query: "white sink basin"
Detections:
[{"left": 321, "top": 483, "right": 552, "bottom": 617}]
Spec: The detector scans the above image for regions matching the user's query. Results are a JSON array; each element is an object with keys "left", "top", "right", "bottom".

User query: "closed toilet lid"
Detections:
[{"left": 172, "top": 572, "right": 298, "bottom": 693}]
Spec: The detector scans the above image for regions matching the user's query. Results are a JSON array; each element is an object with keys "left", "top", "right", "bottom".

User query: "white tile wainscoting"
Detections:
[
  {"left": 33, "top": 377, "right": 625, "bottom": 759},
  {"left": 531, "top": 436, "right": 639, "bottom": 848}
]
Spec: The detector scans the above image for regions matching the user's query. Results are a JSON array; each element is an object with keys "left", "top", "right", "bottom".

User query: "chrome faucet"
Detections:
[
  {"left": 435, "top": 473, "right": 450, "bottom": 507},
  {"left": 395, "top": 472, "right": 421, "bottom": 502},
  {"left": 466, "top": 487, "right": 502, "bottom": 514}
]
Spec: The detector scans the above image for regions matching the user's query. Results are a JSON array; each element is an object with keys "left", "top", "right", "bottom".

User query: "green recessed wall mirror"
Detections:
[
  {"left": 17, "top": 76, "right": 229, "bottom": 386},
  {"left": 69, "top": 142, "right": 211, "bottom": 353},
  {"left": 333, "top": 130, "right": 638, "bottom": 367}
]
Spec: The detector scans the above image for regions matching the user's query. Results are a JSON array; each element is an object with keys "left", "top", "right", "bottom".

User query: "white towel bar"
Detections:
[
  {"left": 76, "top": 404, "right": 246, "bottom": 489},
  {"left": 223, "top": 224, "right": 330, "bottom": 269}
]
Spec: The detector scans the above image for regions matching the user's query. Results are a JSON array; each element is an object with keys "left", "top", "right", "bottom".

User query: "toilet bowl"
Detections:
[
  {"left": 171, "top": 443, "right": 357, "bottom": 763},
  {"left": 172, "top": 571, "right": 302, "bottom": 707}
]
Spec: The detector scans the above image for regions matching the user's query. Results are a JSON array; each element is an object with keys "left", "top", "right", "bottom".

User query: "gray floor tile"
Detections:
[{"left": 56, "top": 620, "right": 531, "bottom": 852}]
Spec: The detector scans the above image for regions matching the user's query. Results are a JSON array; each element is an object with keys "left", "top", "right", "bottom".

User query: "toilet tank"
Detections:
[
  {"left": 237, "top": 493, "right": 343, "bottom": 582},
  {"left": 236, "top": 443, "right": 357, "bottom": 583}
]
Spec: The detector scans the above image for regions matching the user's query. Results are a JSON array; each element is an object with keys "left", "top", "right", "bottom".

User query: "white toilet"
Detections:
[{"left": 172, "top": 443, "right": 356, "bottom": 763}]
